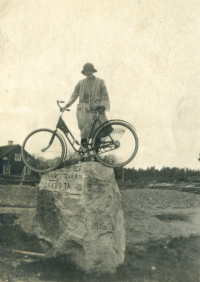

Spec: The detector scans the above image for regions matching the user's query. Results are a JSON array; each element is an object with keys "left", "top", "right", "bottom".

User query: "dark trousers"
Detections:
[{"left": 81, "top": 138, "right": 87, "bottom": 147}]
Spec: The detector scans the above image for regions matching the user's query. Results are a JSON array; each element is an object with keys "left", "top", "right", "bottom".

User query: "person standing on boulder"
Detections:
[{"left": 61, "top": 63, "right": 110, "bottom": 147}]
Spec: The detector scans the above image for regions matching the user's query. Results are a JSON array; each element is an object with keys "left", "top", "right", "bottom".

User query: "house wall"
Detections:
[
  {"left": 0, "top": 146, "right": 31, "bottom": 175},
  {"left": 0, "top": 160, "right": 6, "bottom": 174}
]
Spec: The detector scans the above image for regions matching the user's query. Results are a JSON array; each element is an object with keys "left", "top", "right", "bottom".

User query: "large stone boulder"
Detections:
[{"left": 32, "top": 162, "right": 125, "bottom": 274}]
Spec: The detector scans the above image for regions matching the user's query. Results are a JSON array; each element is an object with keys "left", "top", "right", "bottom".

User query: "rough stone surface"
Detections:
[{"left": 32, "top": 162, "right": 125, "bottom": 274}]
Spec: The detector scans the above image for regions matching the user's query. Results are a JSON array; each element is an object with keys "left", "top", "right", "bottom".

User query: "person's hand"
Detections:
[
  {"left": 100, "top": 105, "right": 106, "bottom": 111},
  {"left": 99, "top": 105, "right": 106, "bottom": 113},
  {"left": 60, "top": 107, "right": 66, "bottom": 112}
]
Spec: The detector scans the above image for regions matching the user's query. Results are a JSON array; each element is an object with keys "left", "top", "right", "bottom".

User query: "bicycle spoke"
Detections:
[
  {"left": 22, "top": 129, "right": 65, "bottom": 173},
  {"left": 93, "top": 121, "right": 138, "bottom": 167}
]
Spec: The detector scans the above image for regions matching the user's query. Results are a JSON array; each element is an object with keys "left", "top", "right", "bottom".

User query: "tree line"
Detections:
[
  {"left": 63, "top": 152, "right": 200, "bottom": 182},
  {"left": 114, "top": 166, "right": 200, "bottom": 182}
]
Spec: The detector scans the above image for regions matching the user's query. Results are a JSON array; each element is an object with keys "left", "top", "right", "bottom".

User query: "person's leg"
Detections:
[
  {"left": 91, "top": 138, "right": 101, "bottom": 162},
  {"left": 79, "top": 138, "right": 88, "bottom": 163},
  {"left": 81, "top": 138, "right": 87, "bottom": 147}
]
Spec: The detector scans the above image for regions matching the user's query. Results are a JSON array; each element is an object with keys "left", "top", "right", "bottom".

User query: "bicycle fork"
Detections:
[
  {"left": 41, "top": 116, "right": 68, "bottom": 152},
  {"left": 41, "top": 130, "right": 57, "bottom": 152}
]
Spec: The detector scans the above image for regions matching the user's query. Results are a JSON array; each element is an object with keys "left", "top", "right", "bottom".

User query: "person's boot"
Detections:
[
  {"left": 91, "top": 138, "right": 101, "bottom": 162},
  {"left": 79, "top": 138, "right": 87, "bottom": 163},
  {"left": 81, "top": 138, "right": 87, "bottom": 148}
]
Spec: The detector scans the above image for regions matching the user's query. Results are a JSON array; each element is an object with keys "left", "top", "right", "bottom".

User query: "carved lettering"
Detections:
[
  {"left": 64, "top": 173, "right": 83, "bottom": 180},
  {"left": 41, "top": 171, "right": 84, "bottom": 198},
  {"left": 92, "top": 222, "right": 110, "bottom": 230},
  {"left": 75, "top": 183, "right": 83, "bottom": 190},
  {"left": 64, "top": 183, "right": 71, "bottom": 190}
]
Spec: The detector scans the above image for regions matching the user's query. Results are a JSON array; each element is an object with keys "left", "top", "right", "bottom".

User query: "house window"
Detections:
[
  {"left": 15, "top": 153, "right": 21, "bottom": 161},
  {"left": 25, "top": 166, "right": 31, "bottom": 175},
  {"left": 3, "top": 165, "right": 10, "bottom": 174}
]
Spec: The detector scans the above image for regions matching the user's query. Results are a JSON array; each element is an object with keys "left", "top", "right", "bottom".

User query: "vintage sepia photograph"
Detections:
[{"left": 1, "top": 0, "right": 200, "bottom": 281}]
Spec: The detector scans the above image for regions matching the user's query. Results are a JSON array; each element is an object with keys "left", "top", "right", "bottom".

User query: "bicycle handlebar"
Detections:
[
  {"left": 57, "top": 101, "right": 105, "bottom": 114},
  {"left": 57, "top": 100, "right": 70, "bottom": 112}
]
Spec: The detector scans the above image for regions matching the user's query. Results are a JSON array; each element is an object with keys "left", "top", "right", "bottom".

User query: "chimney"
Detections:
[{"left": 8, "top": 140, "right": 13, "bottom": 146}]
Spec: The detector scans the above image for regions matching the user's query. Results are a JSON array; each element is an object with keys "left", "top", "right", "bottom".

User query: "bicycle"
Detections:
[{"left": 21, "top": 101, "right": 139, "bottom": 173}]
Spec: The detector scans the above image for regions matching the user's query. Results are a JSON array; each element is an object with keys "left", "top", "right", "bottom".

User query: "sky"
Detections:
[{"left": 1, "top": 0, "right": 200, "bottom": 169}]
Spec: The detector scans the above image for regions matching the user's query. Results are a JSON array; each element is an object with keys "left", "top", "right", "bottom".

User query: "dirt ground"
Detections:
[{"left": 1, "top": 187, "right": 200, "bottom": 282}]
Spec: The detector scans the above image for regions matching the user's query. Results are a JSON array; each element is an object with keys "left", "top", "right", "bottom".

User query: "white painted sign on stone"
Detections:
[{"left": 39, "top": 169, "right": 84, "bottom": 199}]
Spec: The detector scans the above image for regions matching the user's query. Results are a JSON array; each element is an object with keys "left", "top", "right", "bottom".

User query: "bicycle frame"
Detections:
[
  {"left": 22, "top": 101, "right": 139, "bottom": 172},
  {"left": 41, "top": 101, "right": 117, "bottom": 159},
  {"left": 54, "top": 110, "right": 103, "bottom": 154}
]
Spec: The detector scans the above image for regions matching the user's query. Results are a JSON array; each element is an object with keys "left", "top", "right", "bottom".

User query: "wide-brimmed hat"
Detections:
[{"left": 81, "top": 63, "right": 97, "bottom": 75}]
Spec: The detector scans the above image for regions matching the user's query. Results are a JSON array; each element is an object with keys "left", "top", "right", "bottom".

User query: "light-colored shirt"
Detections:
[{"left": 65, "top": 77, "right": 110, "bottom": 111}]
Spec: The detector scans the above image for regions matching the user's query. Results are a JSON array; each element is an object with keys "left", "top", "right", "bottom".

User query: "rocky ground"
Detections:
[
  {"left": 121, "top": 188, "right": 200, "bottom": 210},
  {"left": 1, "top": 186, "right": 200, "bottom": 282}
]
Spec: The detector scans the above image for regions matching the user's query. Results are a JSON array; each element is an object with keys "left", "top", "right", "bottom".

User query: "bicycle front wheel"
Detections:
[
  {"left": 93, "top": 121, "right": 139, "bottom": 167},
  {"left": 21, "top": 128, "right": 65, "bottom": 173}
]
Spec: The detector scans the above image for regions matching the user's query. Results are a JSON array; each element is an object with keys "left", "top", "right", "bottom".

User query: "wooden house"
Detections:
[
  {"left": 0, "top": 141, "right": 39, "bottom": 185},
  {"left": 0, "top": 141, "right": 26, "bottom": 175}
]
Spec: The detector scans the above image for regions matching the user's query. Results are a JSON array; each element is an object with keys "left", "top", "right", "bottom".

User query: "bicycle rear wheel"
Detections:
[
  {"left": 21, "top": 128, "right": 65, "bottom": 173},
  {"left": 93, "top": 121, "right": 138, "bottom": 167}
]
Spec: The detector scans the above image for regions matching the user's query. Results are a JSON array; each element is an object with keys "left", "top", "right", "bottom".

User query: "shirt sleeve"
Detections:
[
  {"left": 65, "top": 82, "right": 80, "bottom": 108},
  {"left": 100, "top": 80, "right": 110, "bottom": 111}
]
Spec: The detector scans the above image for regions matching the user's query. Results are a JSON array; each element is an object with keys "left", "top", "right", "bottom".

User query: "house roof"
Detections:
[{"left": 0, "top": 145, "right": 20, "bottom": 159}]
